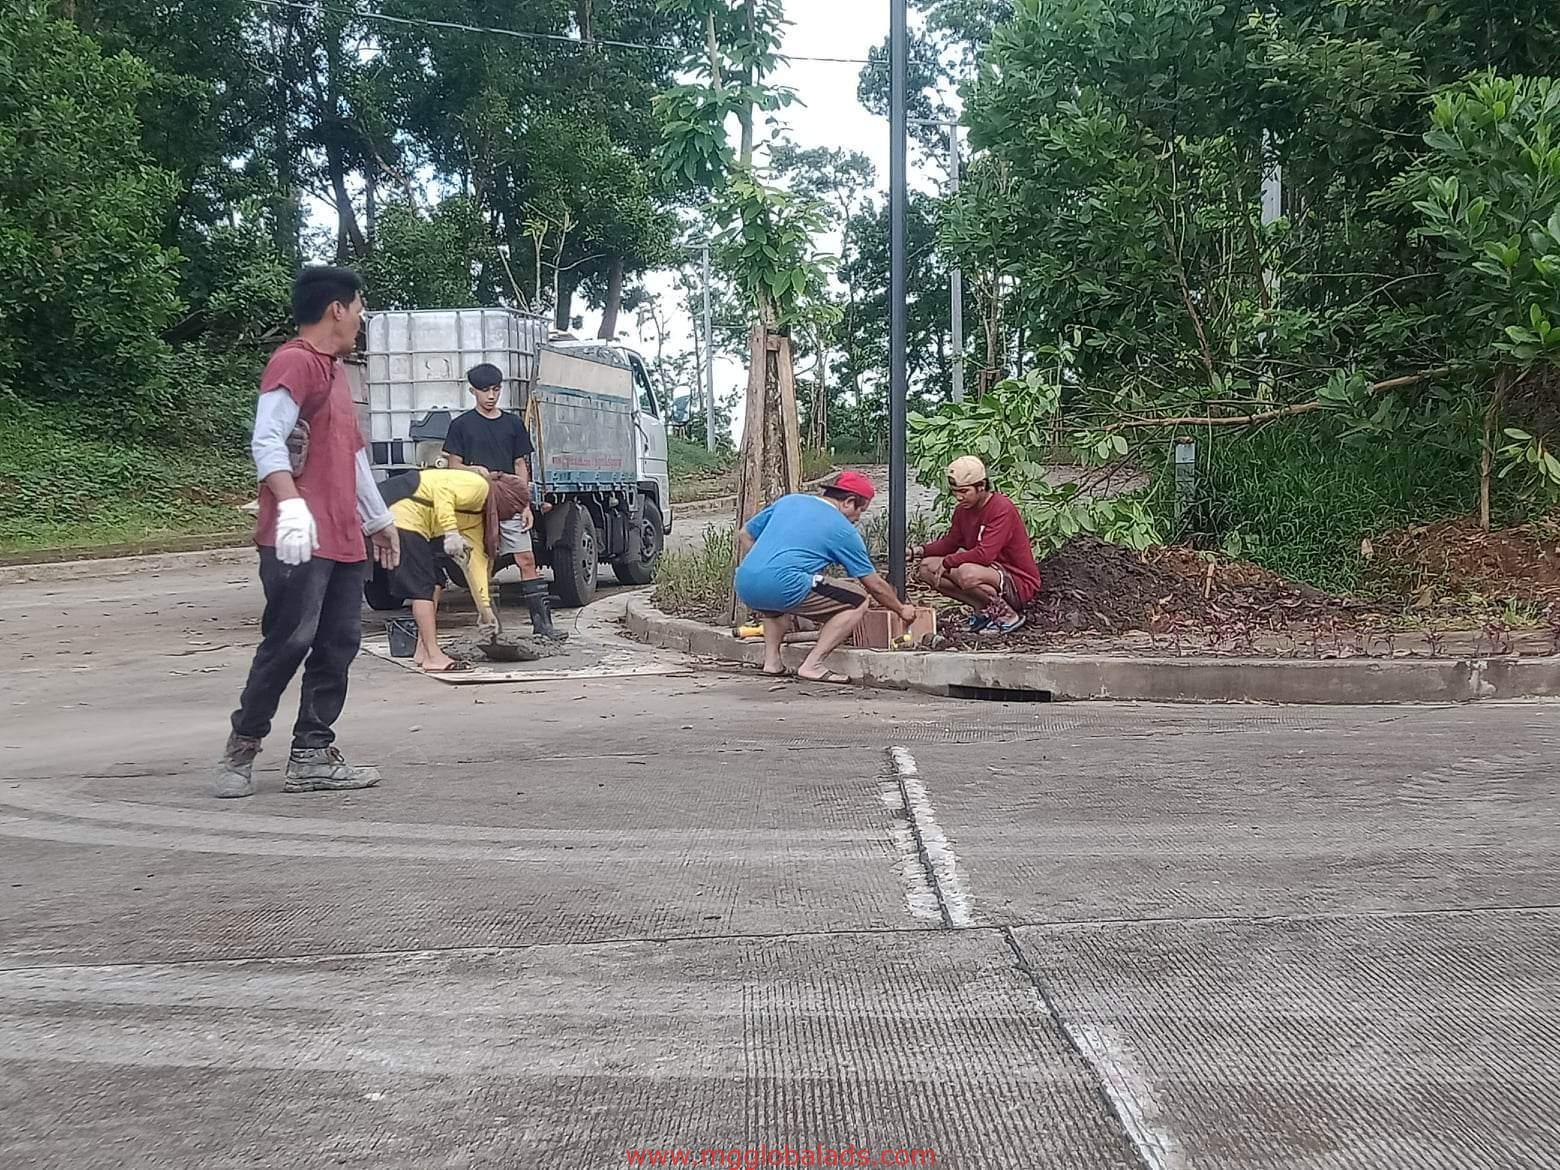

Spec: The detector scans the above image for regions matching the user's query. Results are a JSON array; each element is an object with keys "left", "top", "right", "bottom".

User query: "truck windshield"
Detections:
[{"left": 629, "top": 358, "right": 660, "bottom": 419}]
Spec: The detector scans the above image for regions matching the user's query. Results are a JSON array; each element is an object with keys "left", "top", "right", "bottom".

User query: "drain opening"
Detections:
[{"left": 946, "top": 684, "right": 1053, "bottom": 703}]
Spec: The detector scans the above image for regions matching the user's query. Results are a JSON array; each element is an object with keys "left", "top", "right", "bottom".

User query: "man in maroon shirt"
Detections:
[
  {"left": 909, "top": 456, "right": 1041, "bottom": 635},
  {"left": 217, "top": 267, "right": 401, "bottom": 799}
]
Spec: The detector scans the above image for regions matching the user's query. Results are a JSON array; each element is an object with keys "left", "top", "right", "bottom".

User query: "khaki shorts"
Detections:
[
  {"left": 757, "top": 576, "right": 868, "bottom": 621},
  {"left": 497, "top": 516, "right": 531, "bottom": 556}
]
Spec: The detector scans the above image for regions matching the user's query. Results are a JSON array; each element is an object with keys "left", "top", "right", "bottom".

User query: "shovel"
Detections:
[{"left": 473, "top": 604, "right": 540, "bottom": 663}]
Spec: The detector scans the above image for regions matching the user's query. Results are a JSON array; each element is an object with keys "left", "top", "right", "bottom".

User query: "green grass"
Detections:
[
  {"left": 668, "top": 436, "right": 737, "bottom": 504},
  {"left": 1171, "top": 424, "right": 1484, "bottom": 594},
  {"left": 654, "top": 524, "right": 736, "bottom": 623},
  {"left": 0, "top": 401, "right": 254, "bottom": 554}
]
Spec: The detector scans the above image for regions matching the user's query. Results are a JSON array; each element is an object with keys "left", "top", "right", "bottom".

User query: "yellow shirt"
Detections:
[{"left": 390, "top": 469, "right": 493, "bottom": 609}]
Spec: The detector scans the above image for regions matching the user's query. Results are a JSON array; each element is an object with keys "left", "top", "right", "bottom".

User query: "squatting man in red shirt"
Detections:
[
  {"left": 216, "top": 266, "right": 401, "bottom": 799},
  {"left": 908, "top": 455, "right": 1041, "bottom": 635}
]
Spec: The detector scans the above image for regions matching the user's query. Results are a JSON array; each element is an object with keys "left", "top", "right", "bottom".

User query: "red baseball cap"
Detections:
[{"left": 829, "top": 470, "right": 876, "bottom": 503}]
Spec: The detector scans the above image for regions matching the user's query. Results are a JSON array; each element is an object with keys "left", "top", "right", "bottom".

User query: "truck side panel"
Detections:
[{"left": 530, "top": 346, "right": 637, "bottom": 490}]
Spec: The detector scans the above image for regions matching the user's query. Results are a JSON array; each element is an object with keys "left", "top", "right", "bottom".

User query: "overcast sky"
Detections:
[
  {"left": 319, "top": 2, "right": 954, "bottom": 439},
  {"left": 617, "top": 0, "right": 958, "bottom": 438}
]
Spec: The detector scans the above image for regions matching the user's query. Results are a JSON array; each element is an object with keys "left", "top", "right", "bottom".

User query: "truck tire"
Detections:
[
  {"left": 552, "top": 501, "right": 599, "bottom": 609},
  {"left": 612, "top": 500, "right": 665, "bottom": 586},
  {"left": 363, "top": 566, "right": 402, "bottom": 612}
]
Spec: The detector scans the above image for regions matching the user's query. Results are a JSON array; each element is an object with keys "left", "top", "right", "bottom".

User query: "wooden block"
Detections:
[{"left": 851, "top": 605, "right": 938, "bottom": 650}]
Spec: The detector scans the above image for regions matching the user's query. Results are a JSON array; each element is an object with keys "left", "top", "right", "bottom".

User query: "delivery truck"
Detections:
[{"left": 351, "top": 307, "right": 672, "bottom": 610}]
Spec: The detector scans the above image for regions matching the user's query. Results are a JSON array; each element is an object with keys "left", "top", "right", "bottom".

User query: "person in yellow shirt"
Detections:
[{"left": 385, "top": 468, "right": 531, "bottom": 672}]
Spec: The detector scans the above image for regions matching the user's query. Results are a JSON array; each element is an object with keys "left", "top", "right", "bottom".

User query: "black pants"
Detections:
[{"left": 231, "top": 550, "right": 366, "bottom": 749}]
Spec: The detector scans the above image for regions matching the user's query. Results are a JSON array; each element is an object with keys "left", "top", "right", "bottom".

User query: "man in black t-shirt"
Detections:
[{"left": 443, "top": 363, "right": 558, "bottom": 638}]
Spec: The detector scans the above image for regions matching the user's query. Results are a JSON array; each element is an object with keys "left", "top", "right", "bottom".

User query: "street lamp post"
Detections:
[{"left": 888, "top": 0, "right": 909, "bottom": 600}]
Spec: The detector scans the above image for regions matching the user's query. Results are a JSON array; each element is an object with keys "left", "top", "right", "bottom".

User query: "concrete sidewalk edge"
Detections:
[
  {"left": 0, "top": 543, "right": 256, "bottom": 586},
  {"left": 623, "top": 595, "right": 1560, "bottom": 704},
  {"left": 674, "top": 470, "right": 839, "bottom": 520}
]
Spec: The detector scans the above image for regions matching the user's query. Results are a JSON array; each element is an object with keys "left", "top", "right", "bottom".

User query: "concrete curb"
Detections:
[
  {"left": 0, "top": 544, "right": 256, "bottom": 586},
  {"left": 623, "top": 595, "right": 1560, "bottom": 705},
  {"left": 674, "top": 471, "right": 838, "bottom": 520},
  {"left": 0, "top": 532, "right": 251, "bottom": 573}
]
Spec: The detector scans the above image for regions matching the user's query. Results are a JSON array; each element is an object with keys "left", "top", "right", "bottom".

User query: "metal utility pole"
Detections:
[
  {"left": 888, "top": 0, "right": 909, "bottom": 599},
  {"left": 702, "top": 242, "right": 716, "bottom": 450},
  {"left": 947, "top": 121, "right": 965, "bottom": 403}
]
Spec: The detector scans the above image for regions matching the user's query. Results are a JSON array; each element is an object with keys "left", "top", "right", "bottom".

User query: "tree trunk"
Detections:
[
  {"left": 364, "top": 171, "right": 377, "bottom": 246},
  {"left": 739, "top": 0, "right": 757, "bottom": 166},
  {"left": 326, "top": 141, "right": 368, "bottom": 259},
  {"left": 597, "top": 256, "right": 625, "bottom": 340},
  {"left": 810, "top": 363, "right": 828, "bottom": 451},
  {"left": 731, "top": 325, "right": 804, "bottom": 621},
  {"left": 979, "top": 274, "right": 1003, "bottom": 396},
  {"left": 554, "top": 272, "right": 579, "bottom": 332},
  {"left": 576, "top": 0, "right": 592, "bottom": 42},
  {"left": 1479, "top": 370, "right": 1510, "bottom": 532},
  {"left": 271, "top": 12, "right": 302, "bottom": 265}
]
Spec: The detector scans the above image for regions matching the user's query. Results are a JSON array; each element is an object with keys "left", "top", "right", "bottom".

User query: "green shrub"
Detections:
[
  {"left": 1171, "top": 425, "right": 1482, "bottom": 593},
  {"left": 0, "top": 399, "right": 253, "bottom": 552}
]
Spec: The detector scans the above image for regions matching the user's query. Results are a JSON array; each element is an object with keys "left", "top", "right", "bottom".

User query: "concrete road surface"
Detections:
[{"left": 2, "top": 556, "right": 1559, "bottom": 1169}]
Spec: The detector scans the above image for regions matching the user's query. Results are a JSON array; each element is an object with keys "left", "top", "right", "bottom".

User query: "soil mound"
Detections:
[
  {"left": 1368, "top": 516, "right": 1560, "bottom": 607},
  {"left": 1019, "top": 536, "right": 1371, "bottom": 636}
]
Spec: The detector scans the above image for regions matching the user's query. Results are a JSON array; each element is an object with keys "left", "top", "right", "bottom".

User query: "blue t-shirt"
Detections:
[{"left": 735, "top": 494, "right": 877, "bottom": 612}]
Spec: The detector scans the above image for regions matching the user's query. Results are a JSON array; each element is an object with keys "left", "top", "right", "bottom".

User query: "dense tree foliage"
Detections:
[
  {"left": 926, "top": 0, "right": 1560, "bottom": 541},
  {"left": 1, "top": 5, "right": 183, "bottom": 428}
]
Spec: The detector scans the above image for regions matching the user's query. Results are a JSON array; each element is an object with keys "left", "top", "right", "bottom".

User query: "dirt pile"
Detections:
[
  {"left": 1012, "top": 536, "right": 1375, "bottom": 637},
  {"left": 1368, "top": 516, "right": 1560, "bottom": 608}
]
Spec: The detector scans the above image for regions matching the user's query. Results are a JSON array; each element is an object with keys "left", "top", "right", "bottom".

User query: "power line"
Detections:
[{"left": 246, "top": 0, "right": 877, "bottom": 67}]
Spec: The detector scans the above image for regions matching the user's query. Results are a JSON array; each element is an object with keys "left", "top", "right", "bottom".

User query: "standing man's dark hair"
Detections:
[
  {"left": 467, "top": 363, "right": 504, "bottom": 389},
  {"left": 217, "top": 265, "right": 401, "bottom": 799},
  {"left": 292, "top": 266, "right": 364, "bottom": 327}
]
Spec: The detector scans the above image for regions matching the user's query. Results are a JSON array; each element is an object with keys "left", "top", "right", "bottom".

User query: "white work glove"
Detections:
[
  {"left": 274, "top": 498, "right": 318, "bottom": 566},
  {"left": 442, "top": 531, "right": 469, "bottom": 559}
]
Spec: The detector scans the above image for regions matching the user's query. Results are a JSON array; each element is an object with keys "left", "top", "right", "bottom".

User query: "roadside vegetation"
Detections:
[{"left": 6, "top": 1, "right": 1557, "bottom": 604}]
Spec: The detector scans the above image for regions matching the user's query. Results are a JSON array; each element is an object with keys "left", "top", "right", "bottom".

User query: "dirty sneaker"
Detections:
[
  {"left": 284, "top": 747, "right": 382, "bottom": 793},
  {"left": 214, "top": 734, "right": 262, "bottom": 799},
  {"left": 978, "top": 599, "right": 1026, "bottom": 637}
]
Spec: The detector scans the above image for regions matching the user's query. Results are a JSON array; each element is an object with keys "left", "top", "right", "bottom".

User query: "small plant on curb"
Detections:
[{"left": 653, "top": 526, "right": 736, "bottom": 625}]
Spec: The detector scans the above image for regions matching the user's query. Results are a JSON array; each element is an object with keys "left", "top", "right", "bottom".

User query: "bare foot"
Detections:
[
  {"left": 420, "top": 652, "right": 457, "bottom": 673},
  {"left": 762, "top": 661, "right": 787, "bottom": 676}
]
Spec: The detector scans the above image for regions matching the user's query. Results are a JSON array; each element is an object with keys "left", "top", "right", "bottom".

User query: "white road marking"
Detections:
[
  {"left": 1068, "top": 1024, "right": 1187, "bottom": 1170},
  {"left": 886, "top": 747, "right": 976, "bottom": 928}
]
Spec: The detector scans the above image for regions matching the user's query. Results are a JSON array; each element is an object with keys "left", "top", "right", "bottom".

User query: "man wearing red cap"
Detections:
[
  {"left": 909, "top": 455, "right": 1040, "bottom": 635},
  {"left": 735, "top": 471, "right": 915, "bottom": 684}
]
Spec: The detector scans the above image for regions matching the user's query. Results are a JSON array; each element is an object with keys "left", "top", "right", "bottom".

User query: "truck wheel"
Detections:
[
  {"left": 552, "top": 501, "right": 599, "bottom": 608},
  {"left": 612, "top": 500, "right": 665, "bottom": 586},
  {"left": 363, "top": 566, "right": 402, "bottom": 612}
]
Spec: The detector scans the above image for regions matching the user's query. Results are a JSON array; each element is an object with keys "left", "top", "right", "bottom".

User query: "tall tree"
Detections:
[
  {"left": 2, "top": 5, "right": 183, "bottom": 425},
  {"left": 380, "top": 0, "right": 691, "bottom": 325}
]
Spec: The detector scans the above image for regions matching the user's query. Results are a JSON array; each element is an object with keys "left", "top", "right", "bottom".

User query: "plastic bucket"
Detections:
[{"left": 385, "top": 615, "right": 418, "bottom": 658}]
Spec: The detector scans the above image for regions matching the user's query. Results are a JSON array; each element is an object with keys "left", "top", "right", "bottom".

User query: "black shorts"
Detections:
[{"left": 385, "top": 529, "right": 451, "bottom": 603}]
